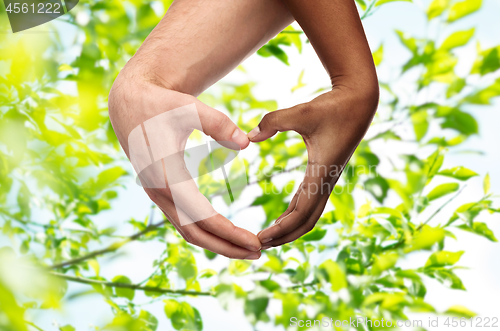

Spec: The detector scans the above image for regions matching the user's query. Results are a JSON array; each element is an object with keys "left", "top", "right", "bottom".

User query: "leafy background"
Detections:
[{"left": 0, "top": 0, "right": 499, "bottom": 330}]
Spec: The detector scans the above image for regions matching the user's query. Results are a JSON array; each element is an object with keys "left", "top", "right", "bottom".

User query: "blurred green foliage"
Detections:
[{"left": 1, "top": 0, "right": 499, "bottom": 330}]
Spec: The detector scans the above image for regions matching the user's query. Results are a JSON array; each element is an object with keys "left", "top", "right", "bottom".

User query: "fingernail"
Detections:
[
  {"left": 247, "top": 126, "right": 260, "bottom": 140},
  {"left": 261, "top": 245, "right": 272, "bottom": 250},
  {"left": 246, "top": 244, "right": 261, "bottom": 252},
  {"left": 231, "top": 128, "right": 248, "bottom": 146},
  {"left": 261, "top": 238, "right": 273, "bottom": 244},
  {"left": 245, "top": 252, "right": 261, "bottom": 260}
]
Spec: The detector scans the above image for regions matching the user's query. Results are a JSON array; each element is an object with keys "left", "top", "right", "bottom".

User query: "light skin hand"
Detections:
[
  {"left": 249, "top": 0, "right": 380, "bottom": 249},
  {"left": 108, "top": 0, "right": 293, "bottom": 259}
]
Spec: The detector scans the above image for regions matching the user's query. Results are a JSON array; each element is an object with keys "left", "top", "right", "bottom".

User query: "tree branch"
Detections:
[
  {"left": 50, "top": 219, "right": 169, "bottom": 269},
  {"left": 279, "top": 30, "right": 303, "bottom": 34},
  {"left": 50, "top": 272, "right": 214, "bottom": 296},
  {"left": 421, "top": 184, "right": 466, "bottom": 228},
  {"left": 380, "top": 185, "right": 467, "bottom": 253},
  {"left": 26, "top": 321, "right": 44, "bottom": 331},
  {"left": 289, "top": 281, "right": 318, "bottom": 290},
  {"left": 360, "top": 0, "right": 377, "bottom": 20},
  {"left": 50, "top": 162, "right": 307, "bottom": 269}
]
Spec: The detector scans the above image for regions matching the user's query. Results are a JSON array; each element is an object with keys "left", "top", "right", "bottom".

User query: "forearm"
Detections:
[
  {"left": 109, "top": 0, "right": 293, "bottom": 151},
  {"left": 281, "top": 0, "right": 379, "bottom": 98},
  {"left": 119, "top": 0, "right": 293, "bottom": 96}
]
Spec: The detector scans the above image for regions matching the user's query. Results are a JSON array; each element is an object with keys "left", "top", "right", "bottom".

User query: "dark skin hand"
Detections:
[{"left": 248, "top": 0, "right": 380, "bottom": 249}]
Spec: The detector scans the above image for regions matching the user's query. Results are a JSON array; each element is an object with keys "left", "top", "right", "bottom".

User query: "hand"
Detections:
[
  {"left": 248, "top": 86, "right": 379, "bottom": 248},
  {"left": 247, "top": 0, "right": 380, "bottom": 248},
  {"left": 108, "top": 75, "right": 262, "bottom": 259},
  {"left": 106, "top": 0, "right": 293, "bottom": 259}
]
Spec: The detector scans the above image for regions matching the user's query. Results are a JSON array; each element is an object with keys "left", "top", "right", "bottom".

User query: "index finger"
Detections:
[{"left": 257, "top": 161, "right": 334, "bottom": 245}]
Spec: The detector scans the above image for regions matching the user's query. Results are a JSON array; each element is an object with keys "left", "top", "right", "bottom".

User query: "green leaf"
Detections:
[
  {"left": 427, "top": 0, "right": 450, "bottom": 20},
  {"left": 445, "top": 305, "right": 477, "bottom": 318},
  {"left": 89, "top": 276, "right": 113, "bottom": 297},
  {"left": 484, "top": 173, "right": 490, "bottom": 194},
  {"left": 164, "top": 299, "right": 179, "bottom": 319},
  {"left": 93, "top": 166, "right": 128, "bottom": 192},
  {"left": 440, "top": 28, "right": 475, "bottom": 51},
  {"left": 372, "top": 44, "right": 384, "bottom": 66},
  {"left": 464, "top": 77, "right": 500, "bottom": 103},
  {"left": 291, "top": 70, "right": 306, "bottom": 92},
  {"left": 438, "top": 166, "right": 478, "bottom": 180},
  {"left": 447, "top": 78, "right": 466, "bottom": 98},
  {"left": 318, "top": 260, "right": 347, "bottom": 291},
  {"left": 458, "top": 222, "right": 498, "bottom": 242},
  {"left": 329, "top": 186, "right": 355, "bottom": 227},
  {"left": 260, "top": 280, "right": 281, "bottom": 292},
  {"left": 164, "top": 301, "right": 203, "bottom": 331},
  {"left": 257, "top": 45, "right": 289, "bottom": 65},
  {"left": 144, "top": 275, "right": 169, "bottom": 297},
  {"left": 112, "top": 275, "right": 135, "bottom": 301},
  {"left": 199, "top": 269, "right": 217, "bottom": 278},
  {"left": 364, "top": 292, "right": 408, "bottom": 309},
  {"left": 430, "top": 268, "right": 466, "bottom": 290},
  {"left": 441, "top": 91, "right": 468, "bottom": 116},
  {"left": 411, "top": 110, "right": 429, "bottom": 141},
  {"left": 376, "top": 0, "right": 412, "bottom": 7},
  {"left": 425, "top": 149, "right": 444, "bottom": 181},
  {"left": 355, "top": 0, "right": 367, "bottom": 10},
  {"left": 405, "top": 226, "right": 445, "bottom": 252},
  {"left": 60, "top": 326, "right": 75, "bottom": 331},
  {"left": 410, "top": 299, "right": 436, "bottom": 312},
  {"left": 229, "top": 260, "right": 251, "bottom": 275},
  {"left": 471, "top": 46, "right": 500, "bottom": 76},
  {"left": 425, "top": 251, "right": 464, "bottom": 267},
  {"left": 138, "top": 310, "right": 158, "bottom": 331},
  {"left": 244, "top": 297, "right": 269, "bottom": 323},
  {"left": 364, "top": 177, "right": 390, "bottom": 203},
  {"left": 204, "top": 249, "right": 217, "bottom": 260},
  {"left": 255, "top": 180, "right": 294, "bottom": 224},
  {"left": 167, "top": 247, "right": 197, "bottom": 280},
  {"left": 427, "top": 183, "right": 459, "bottom": 201},
  {"left": 396, "top": 30, "right": 418, "bottom": 53},
  {"left": 88, "top": 259, "right": 100, "bottom": 276},
  {"left": 263, "top": 256, "right": 283, "bottom": 273},
  {"left": 447, "top": 0, "right": 482, "bottom": 22},
  {"left": 300, "top": 227, "right": 327, "bottom": 241},
  {"left": 372, "top": 252, "right": 399, "bottom": 275},
  {"left": 448, "top": 200, "right": 492, "bottom": 226}
]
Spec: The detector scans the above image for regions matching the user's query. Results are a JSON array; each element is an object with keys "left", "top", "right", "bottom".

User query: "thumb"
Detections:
[
  {"left": 247, "top": 104, "right": 304, "bottom": 143},
  {"left": 197, "top": 103, "right": 250, "bottom": 150}
]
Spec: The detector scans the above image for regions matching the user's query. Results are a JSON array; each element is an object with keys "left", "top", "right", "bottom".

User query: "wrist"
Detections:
[
  {"left": 118, "top": 56, "right": 171, "bottom": 90},
  {"left": 331, "top": 76, "right": 379, "bottom": 115}
]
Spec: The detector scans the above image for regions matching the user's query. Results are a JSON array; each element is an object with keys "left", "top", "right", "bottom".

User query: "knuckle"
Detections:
[
  {"left": 195, "top": 219, "right": 208, "bottom": 230},
  {"left": 145, "top": 188, "right": 166, "bottom": 202},
  {"left": 227, "top": 222, "right": 238, "bottom": 238},
  {"left": 295, "top": 204, "right": 315, "bottom": 221},
  {"left": 273, "top": 219, "right": 284, "bottom": 231},
  {"left": 297, "top": 104, "right": 312, "bottom": 117},
  {"left": 224, "top": 252, "right": 239, "bottom": 259},
  {"left": 211, "top": 114, "right": 230, "bottom": 136},
  {"left": 183, "top": 229, "right": 198, "bottom": 245},
  {"left": 304, "top": 222, "right": 316, "bottom": 234},
  {"left": 262, "top": 112, "right": 278, "bottom": 130},
  {"left": 195, "top": 218, "right": 216, "bottom": 234}
]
